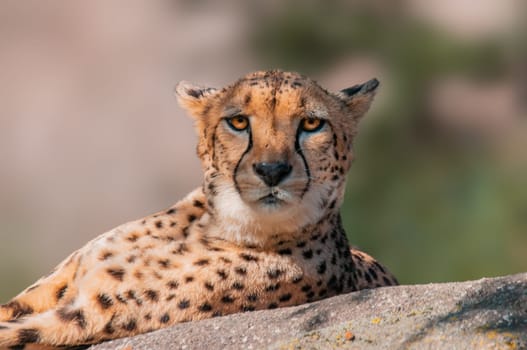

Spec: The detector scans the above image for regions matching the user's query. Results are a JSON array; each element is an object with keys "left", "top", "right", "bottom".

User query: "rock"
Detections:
[{"left": 90, "top": 273, "right": 527, "bottom": 350}]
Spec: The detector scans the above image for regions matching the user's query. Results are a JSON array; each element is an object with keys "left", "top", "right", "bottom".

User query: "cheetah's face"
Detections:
[{"left": 175, "top": 71, "right": 378, "bottom": 242}]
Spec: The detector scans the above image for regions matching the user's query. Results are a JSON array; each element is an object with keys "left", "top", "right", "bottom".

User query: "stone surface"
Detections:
[{"left": 90, "top": 273, "right": 527, "bottom": 350}]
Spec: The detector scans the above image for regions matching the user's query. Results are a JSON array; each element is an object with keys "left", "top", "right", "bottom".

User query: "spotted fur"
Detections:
[{"left": 0, "top": 70, "right": 397, "bottom": 348}]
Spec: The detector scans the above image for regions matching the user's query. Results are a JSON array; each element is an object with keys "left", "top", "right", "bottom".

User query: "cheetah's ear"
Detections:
[
  {"left": 336, "top": 78, "right": 379, "bottom": 121},
  {"left": 175, "top": 81, "right": 218, "bottom": 118}
]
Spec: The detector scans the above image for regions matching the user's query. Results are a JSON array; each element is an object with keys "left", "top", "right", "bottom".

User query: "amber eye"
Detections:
[
  {"left": 301, "top": 118, "right": 325, "bottom": 132},
  {"left": 226, "top": 115, "right": 249, "bottom": 131}
]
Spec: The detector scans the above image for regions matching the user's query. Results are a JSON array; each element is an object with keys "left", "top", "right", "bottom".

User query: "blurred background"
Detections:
[{"left": 0, "top": 0, "right": 525, "bottom": 302}]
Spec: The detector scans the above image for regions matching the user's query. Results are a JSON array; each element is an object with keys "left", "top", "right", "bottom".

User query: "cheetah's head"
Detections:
[{"left": 175, "top": 70, "right": 378, "bottom": 247}]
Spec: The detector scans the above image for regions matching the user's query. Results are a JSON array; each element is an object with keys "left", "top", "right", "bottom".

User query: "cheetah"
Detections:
[{"left": 0, "top": 70, "right": 397, "bottom": 348}]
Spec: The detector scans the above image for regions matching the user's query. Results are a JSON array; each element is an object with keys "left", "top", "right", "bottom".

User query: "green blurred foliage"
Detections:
[{"left": 251, "top": 1, "right": 526, "bottom": 283}]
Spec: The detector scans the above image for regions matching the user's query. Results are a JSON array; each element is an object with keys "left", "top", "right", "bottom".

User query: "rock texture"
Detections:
[{"left": 90, "top": 273, "right": 526, "bottom": 350}]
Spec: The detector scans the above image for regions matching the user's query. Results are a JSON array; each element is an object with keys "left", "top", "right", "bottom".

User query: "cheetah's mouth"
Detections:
[
  {"left": 259, "top": 194, "right": 284, "bottom": 206},
  {"left": 256, "top": 187, "right": 290, "bottom": 207}
]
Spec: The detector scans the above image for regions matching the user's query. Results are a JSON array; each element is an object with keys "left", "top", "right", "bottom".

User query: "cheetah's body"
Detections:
[{"left": 0, "top": 71, "right": 397, "bottom": 348}]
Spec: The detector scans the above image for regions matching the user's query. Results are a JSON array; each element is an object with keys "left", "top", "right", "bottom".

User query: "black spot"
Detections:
[
  {"left": 267, "top": 268, "right": 283, "bottom": 279},
  {"left": 123, "top": 319, "right": 137, "bottom": 331},
  {"left": 166, "top": 294, "right": 176, "bottom": 301},
  {"left": 318, "top": 289, "right": 328, "bottom": 297},
  {"left": 127, "top": 255, "right": 137, "bottom": 263},
  {"left": 239, "top": 253, "right": 258, "bottom": 262},
  {"left": 185, "top": 276, "right": 194, "bottom": 283},
  {"left": 5, "top": 301, "right": 33, "bottom": 319},
  {"left": 17, "top": 328, "right": 40, "bottom": 344},
  {"left": 115, "top": 294, "right": 127, "bottom": 304},
  {"left": 187, "top": 214, "right": 197, "bottom": 222},
  {"left": 232, "top": 282, "right": 245, "bottom": 290},
  {"left": 331, "top": 254, "right": 337, "bottom": 265},
  {"left": 172, "top": 242, "right": 189, "bottom": 255},
  {"left": 158, "top": 259, "right": 171, "bottom": 268},
  {"left": 145, "top": 290, "right": 159, "bottom": 302},
  {"left": 277, "top": 248, "right": 292, "bottom": 255},
  {"left": 247, "top": 294, "right": 258, "bottom": 302},
  {"left": 187, "top": 88, "right": 202, "bottom": 98},
  {"left": 57, "top": 308, "right": 86, "bottom": 329},
  {"left": 279, "top": 293, "right": 292, "bottom": 302},
  {"left": 193, "top": 200, "right": 204, "bottom": 208},
  {"left": 382, "top": 276, "right": 392, "bottom": 285},
  {"left": 104, "top": 321, "right": 115, "bottom": 334},
  {"left": 302, "top": 250, "right": 313, "bottom": 259},
  {"left": 204, "top": 282, "right": 214, "bottom": 291},
  {"left": 97, "top": 293, "right": 114, "bottom": 309},
  {"left": 99, "top": 251, "right": 114, "bottom": 260},
  {"left": 221, "top": 295, "right": 235, "bottom": 303},
  {"left": 144, "top": 313, "right": 152, "bottom": 321},
  {"left": 126, "top": 234, "right": 139, "bottom": 242},
  {"left": 216, "top": 269, "right": 228, "bottom": 279},
  {"left": 106, "top": 267, "right": 125, "bottom": 281},
  {"left": 160, "top": 313, "right": 170, "bottom": 324},
  {"left": 310, "top": 234, "right": 320, "bottom": 241},
  {"left": 368, "top": 268, "right": 378, "bottom": 280},
  {"left": 242, "top": 305, "right": 255, "bottom": 312},
  {"left": 167, "top": 280, "right": 179, "bottom": 289},
  {"left": 198, "top": 303, "right": 213, "bottom": 312},
  {"left": 301, "top": 284, "right": 312, "bottom": 292},
  {"left": 194, "top": 259, "right": 210, "bottom": 266},
  {"left": 296, "top": 241, "right": 307, "bottom": 248},
  {"left": 155, "top": 220, "right": 163, "bottom": 229},
  {"left": 328, "top": 200, "right": 336, "bottom": 209},
  {"left": 305, "top": 291, "right": 315, "bottom": 299},
  {"left": 178, "top": 299, "right": 190, "bottom": 309},
  {"left": 234, "top": 267, "right": 247, "bottom": 275},
  {"left": 56, "top": 284, "right": 68, "bottom": 301},
  {"left": 166, "top": 208, "right": 176, "bottom": 215},
  {"left": 265, "top": 283, "right": 280, "bottom": 292},
  {"left": 317, "top": 261, "right": 327, "bottom": 274},
  {"left": 268, "top": 303, "right": 278, "bottom": 309},
  {"left": 365, "top": 271, "right": 372, "bottom": 284}
]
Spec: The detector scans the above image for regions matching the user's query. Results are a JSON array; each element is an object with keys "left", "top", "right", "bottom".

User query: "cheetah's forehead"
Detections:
[{"left": 222, "top": 70, "right": 332, "bottom": 120}]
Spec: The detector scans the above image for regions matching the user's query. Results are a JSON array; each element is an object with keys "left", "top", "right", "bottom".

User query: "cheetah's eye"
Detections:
[
  {"left": 300, "top": 118, "right": 325, "bottom": 133},
  {"left": 226, "top": 115, "right": 249, "bottom": 131}
]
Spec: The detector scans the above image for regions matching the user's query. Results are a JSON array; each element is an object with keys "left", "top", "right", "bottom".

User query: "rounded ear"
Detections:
[
  {"left": 174, "top": 81, "right": 218, "bottom": 118},
  {"left": 336, "top": 78, "right": 380, "bottom": 121}
]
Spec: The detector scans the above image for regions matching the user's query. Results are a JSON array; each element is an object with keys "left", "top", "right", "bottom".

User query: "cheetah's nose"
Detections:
[{"left": 253, "top": 162, "right": 292, "bottom": 187}]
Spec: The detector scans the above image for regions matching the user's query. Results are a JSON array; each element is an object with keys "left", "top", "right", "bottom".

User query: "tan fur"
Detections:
[{"left": 0, "top": 71, "right": 397, "bottom": 348}]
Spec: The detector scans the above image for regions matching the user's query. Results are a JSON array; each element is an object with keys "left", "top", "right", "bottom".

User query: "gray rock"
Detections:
[{"left": 90, "top": 273, "right": 527, "bottom": 350}]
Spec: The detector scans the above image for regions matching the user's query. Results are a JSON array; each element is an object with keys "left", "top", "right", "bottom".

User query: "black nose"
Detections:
[{"left": 253, "top": 162, "right": 292, "bottom": 187}]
